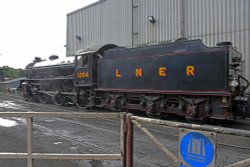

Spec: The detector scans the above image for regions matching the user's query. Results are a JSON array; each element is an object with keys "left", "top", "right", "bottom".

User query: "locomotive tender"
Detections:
[{"left": 20, "top": 39, "right": 249, "bottom": 123}]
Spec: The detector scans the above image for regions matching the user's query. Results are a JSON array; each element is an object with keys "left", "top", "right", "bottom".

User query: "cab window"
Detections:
[
  {"left": 76, "top": 55, "right": 89, "bottom": 67},
  {"left": 82, "top": 55, "right": 88, "bottom": 67}
]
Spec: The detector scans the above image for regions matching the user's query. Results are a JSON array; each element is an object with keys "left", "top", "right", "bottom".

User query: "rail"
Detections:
[{"left": 0, "top": 112, "right": 126, "bottom": 167}]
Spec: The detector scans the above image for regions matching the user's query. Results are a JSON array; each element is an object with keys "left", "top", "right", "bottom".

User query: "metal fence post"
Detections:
[
  {"left": 126, "top": 114, "right": 133, "bottom": 167},
  {"left": 120, "top": 113, "right": 127, "bottom": 167},
  {"left": 27, "top": 117, "right": 33, "bottom": 167}
]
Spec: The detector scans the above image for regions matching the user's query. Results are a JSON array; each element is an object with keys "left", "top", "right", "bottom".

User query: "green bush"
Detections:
[{"left": 0, "top": 66, "right": 24, "bottom": 80}]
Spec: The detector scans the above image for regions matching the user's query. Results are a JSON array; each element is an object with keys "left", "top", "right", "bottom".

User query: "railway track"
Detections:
[
  {"left": 1, "top": 92, "right": 250, "bottom": 128},
  {"left": 1, "top": 92, "right": 250, "bottom": 134}
]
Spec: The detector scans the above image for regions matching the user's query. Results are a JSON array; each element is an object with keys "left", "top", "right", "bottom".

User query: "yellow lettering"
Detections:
[
  {"left": 135, "top": 68, "right": 143, "bottom": 77},
  {"left": 159, "top": 67, "right": 167, "bottom": 77},
  {"left": 77, "top": 72, "right": 89, "bottom": 78},
  {"left": 77, "top": 73, "right": 81, "bottom": 78},
  {"left": 186, "top": 66, "right": 195, "bottom": 76},
  {"left": 116, "top": 69, "right": 121, "bottom": 78}
]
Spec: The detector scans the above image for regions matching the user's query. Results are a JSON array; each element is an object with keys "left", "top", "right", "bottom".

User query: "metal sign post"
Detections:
[{"left": 178, "top": 129, "right": 216, "bottom": 167}]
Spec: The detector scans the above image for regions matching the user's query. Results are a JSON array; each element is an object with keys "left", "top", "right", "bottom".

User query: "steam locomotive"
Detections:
[{"left": 20, "top": 39, "right": 249, "bottom": 123}]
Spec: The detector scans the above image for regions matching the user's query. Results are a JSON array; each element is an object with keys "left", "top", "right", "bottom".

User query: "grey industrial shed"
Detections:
[{"left": 66, "top": 0, "right": 250, "bottom": 92}]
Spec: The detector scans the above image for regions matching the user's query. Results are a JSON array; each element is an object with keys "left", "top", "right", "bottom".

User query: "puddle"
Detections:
[
  {"left": 0, "top": 118, "right": 17, "bottom": 127},
  {"left": 53, "top": 142, "right": 62, "bottom": 145},
  {"left": 0, "top": 100, "right": 25, "bottom": 110}
]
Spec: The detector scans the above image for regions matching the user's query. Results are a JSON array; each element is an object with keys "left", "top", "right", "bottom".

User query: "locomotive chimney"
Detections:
[{"left": 49, "top": 55, "right": 59, "bottom": 61}]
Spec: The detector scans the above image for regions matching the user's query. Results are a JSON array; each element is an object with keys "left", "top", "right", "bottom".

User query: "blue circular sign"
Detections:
[{"left": 180, "top": 132, "right": 214, "bottom": 167}]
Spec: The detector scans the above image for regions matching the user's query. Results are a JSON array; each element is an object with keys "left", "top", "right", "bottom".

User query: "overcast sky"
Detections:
[{"left": 0, "top": 0, "right": 98, "bottom": 69}]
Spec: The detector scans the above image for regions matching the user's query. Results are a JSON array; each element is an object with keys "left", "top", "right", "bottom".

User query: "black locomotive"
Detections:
[{"left": 20, "top": 39, "right": 249, "bottom": 123}]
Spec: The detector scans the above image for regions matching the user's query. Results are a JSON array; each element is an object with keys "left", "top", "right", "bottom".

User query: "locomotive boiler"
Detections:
[
  {"left": 21, "top": 55, "right": 75, "bottom": 105},
  {"left": 20, "top": 39, "right": 249, "bottom": 123}
]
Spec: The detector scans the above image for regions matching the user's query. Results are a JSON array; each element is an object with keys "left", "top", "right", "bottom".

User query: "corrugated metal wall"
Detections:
[
  {"left": 67, "top": 2, "right": 101, "bottom": 56},
  {"left": 67, "top": 0, "right": 250, "bottom": 90},
  {"left": 132, "top": 0, "right": 182, "bottom": 47},
  {"left": 66, "top": 0, "right": 132, "bottom": 56},
  {"left": 184, "top": 0, "right": 250, "bottom": 87},
  {"left": 100, "top": 0, "right": 132, "bottom": 46}
]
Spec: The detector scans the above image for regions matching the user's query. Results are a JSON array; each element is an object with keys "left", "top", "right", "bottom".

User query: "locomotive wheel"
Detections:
[
  {"left": 53, "top": 93, "right": 66, "bottom": 106},
  {"left": 75, "top": 90, "right": 89, "bottom": 108},
  {"left": 31, "top": 94, "right": 39, "bottom": 103},
  {"left": 39, "top": 93, "right": 51, "bottom": 104}
]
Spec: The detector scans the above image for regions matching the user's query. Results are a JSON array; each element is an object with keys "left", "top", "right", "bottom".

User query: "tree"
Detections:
[{"left": 0, "top": 66, "right": 24, "bottom": 80}]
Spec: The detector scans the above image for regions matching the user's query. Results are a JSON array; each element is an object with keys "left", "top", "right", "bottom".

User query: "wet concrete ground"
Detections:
[{"left": 0, "top": 92, "right": 249, "bottom": 167}]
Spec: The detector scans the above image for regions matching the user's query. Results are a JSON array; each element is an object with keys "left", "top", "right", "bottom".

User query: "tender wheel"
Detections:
[
  {"left": 53, "top": 93, "right": 66, "bottom": 106},
  {"left": 75, "top": 90, "right": 89, "bottom": 108},
  {"left": 146, "top": 112, "right": 164, "bottom": 119},
  {"left": 185, "top": 116, "right": 208, "bottom": 125},
  {"left": 39, "top": 93, "right": 51, "bottom": 104}
]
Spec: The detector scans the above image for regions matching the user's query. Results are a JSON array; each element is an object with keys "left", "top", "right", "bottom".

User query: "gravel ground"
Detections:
[{"left": 0, "top": 92, "right": 249, "bottom": 167}]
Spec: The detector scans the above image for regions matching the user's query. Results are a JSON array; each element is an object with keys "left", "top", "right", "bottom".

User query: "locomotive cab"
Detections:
[
  {"left": 75, "top": 51, "right": 96, "bottom": 87},
  {"left": 73, "top": 50, "right": 98, "bottom": 108},
  {"left": 74, "top": 44, "right": 118, "bottom": 108},
  {"left": 74, "top": 44, "right": 118, "bottom": 88}
]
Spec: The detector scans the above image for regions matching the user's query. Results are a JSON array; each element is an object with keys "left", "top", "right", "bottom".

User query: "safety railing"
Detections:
[
  {"left": 125, "top": 114, "right": 250, "bottom": 167},
  {"left": 0, "top": 112, "right": 127, "bottom": 167}
]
